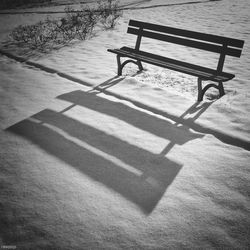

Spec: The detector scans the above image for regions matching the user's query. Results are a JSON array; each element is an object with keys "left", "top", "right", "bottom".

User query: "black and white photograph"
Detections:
[{"left": 0, "top": 0, "right": 249, "bottom": 249}]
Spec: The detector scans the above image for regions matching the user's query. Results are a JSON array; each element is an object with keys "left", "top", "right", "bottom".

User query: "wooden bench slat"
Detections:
[
  {"left": 121, "top": 47, "right": 231, "bottom": 77},
  {"left": 129, "top": 19, "right": 244, "bottom": 48},
  {"left": 128, "top": 28, "right": 243, "bottom": 57},
  {"left": 108, "top": 47, "right": 234, "bottom": 82}
]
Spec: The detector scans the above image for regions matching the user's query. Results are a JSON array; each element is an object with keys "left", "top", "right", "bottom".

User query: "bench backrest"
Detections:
[{"left": 127, "top": 19, "right": 244, "bottom": 72}]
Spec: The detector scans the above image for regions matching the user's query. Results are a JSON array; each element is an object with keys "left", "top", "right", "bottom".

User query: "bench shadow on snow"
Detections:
[{"left": 7, "top": 79, "right": 210, "bottom": 214}]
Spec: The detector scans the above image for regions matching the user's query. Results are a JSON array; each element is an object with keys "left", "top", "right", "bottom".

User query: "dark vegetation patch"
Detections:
[
  {"left": 0, "top": 0, "right": 52, "bottom": 10},
  {"left": 7, "top": 0, "right": 122, "bottom": 53}
]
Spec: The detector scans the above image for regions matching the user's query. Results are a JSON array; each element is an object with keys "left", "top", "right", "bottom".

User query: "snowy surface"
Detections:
[{"left": 0, "top": 0, "right": 250, "bottom": 249}]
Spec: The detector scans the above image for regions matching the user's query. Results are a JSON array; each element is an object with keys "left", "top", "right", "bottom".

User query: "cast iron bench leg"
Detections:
[
  {"left": 137, "top": 60, "right": 143, "bottom": 72},
  {"left": 117, "top": 55, "right": 122, "bottom": 76},
  {"left": 198, "top": 78, "right": 225, "bottom": 101},
  {"left": 218, "top": 81, "right": 225, "bottom": 96},
  {"left": 116, "top": 55, "right": 143, "bottom": 76},
  {"left": 197, "top": 77, "right": 203, "bottom": 101}
]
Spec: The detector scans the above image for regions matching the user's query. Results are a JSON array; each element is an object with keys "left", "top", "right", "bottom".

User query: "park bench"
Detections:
[{"left": 107, "top": 20, "right": 244, "bottom": 101}]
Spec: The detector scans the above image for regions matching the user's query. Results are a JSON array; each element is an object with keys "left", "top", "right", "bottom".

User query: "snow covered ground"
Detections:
[{"left": 0, "top": 0, "right": 250, "bottom": 249}]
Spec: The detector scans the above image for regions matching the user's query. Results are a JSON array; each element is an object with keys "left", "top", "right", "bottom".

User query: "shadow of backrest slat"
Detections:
[{"left": 8, "top": 109, "right": 182, "bottom": 214}]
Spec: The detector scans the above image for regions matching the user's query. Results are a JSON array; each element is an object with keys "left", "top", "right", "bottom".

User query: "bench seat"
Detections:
[{"left": 108, "top": 46, "right": 235, "bottom": 82}]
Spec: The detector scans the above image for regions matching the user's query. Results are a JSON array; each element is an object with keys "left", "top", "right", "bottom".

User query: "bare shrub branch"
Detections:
[
  {"left": 97, "top": 0, "right": 122, "bottom": 29},
  {"left": 8, "top": 0, "right": 123, "bottom": 51}
]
